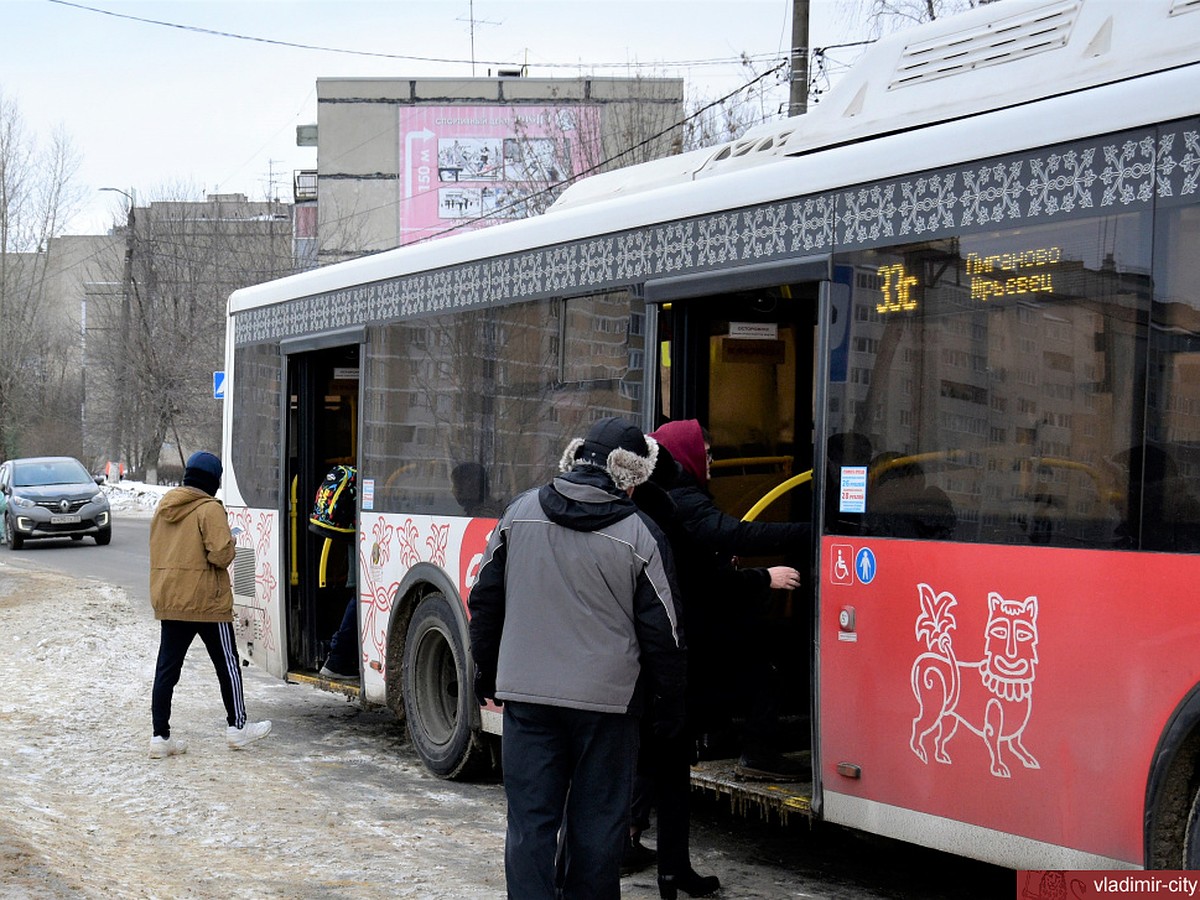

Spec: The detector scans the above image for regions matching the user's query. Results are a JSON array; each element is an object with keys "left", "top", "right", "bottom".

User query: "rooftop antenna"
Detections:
[{"left": 457, "top": 0, "right": 501, "bottom": 76}]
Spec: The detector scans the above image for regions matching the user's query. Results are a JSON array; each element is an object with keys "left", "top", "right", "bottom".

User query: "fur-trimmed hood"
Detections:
[{"left": 559, "top": 416, "right": 659, "bottom": 491}]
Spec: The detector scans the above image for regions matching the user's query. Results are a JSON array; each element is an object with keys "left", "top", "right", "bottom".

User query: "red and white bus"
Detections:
[{"left": 222, "top": 0, "right": 1200, "bottom": 870}]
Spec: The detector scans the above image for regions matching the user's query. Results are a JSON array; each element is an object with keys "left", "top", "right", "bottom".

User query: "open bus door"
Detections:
[
  {"left": 283, "top": 342, "right": 361, "bottom": 684},
  {"left": 650, "top": 273, "right": 823, "bottom": 821}
]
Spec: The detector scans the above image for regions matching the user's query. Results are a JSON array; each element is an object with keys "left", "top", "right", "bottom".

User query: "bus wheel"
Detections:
[
  {"left": 1184, "top": 784, "right": 1200, "bottom": 868},
  {"left": 401, "top": 592, "right": 482, "bottom": 779}
]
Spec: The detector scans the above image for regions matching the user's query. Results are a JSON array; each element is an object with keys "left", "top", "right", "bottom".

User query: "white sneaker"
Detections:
[
  {"left": 226, "top": 720, "right": 272, "bottom": 749},
  {"left": 319, "top": 664, "right": 357, "bottom": 681},
  {"left": 150, "top": 735, "right": 188, "bottom": 759}
]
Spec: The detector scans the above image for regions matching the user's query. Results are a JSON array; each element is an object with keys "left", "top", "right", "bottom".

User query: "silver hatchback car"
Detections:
[{"left": 0, "top": 456, "right": 112, "bottom": 549}]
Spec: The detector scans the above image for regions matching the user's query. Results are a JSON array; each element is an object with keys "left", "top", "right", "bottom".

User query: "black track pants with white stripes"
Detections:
[{"left": 152, "top": 620, "right": 247, "bottom": 738}]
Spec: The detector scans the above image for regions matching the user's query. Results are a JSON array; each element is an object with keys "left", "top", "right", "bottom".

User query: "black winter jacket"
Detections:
[{"left": 666, "top": 467, "right": 810, "bottom": 643}]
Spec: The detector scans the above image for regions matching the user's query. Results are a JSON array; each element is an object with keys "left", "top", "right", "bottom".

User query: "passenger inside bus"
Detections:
[
  {"left": 1114, "top": 444, "right": 1200, "bottom": 551},
  {"left": 451, "top": 462, "right": 506, "bottom": 518},
  {"left": 864, "top": 452, "right": 957, "bottom": 540},
  {"left": 310, "top": 465, "right": 359, "bottom": 681},
  {"left": 648, "top": 419, "right": 809, "bottom": 780}
]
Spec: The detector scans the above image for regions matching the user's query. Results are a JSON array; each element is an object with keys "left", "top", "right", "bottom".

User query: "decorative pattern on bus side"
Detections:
[
  {"left": 233, "top": 120, "right": 1198, "bottom": 346},
  {"left": 229, "top": 507, "right": 279, "bottom": 656}
]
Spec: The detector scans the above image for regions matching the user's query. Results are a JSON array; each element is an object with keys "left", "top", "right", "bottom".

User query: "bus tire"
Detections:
[
  {"left": 401, "top": 592, "right": 482, "bottom": 779},
  {"left": 1185, "top": 784, "right": 1200, "bottom": 868}
]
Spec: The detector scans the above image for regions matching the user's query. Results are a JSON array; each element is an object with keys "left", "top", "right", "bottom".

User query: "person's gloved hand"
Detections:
[{"left": 474, "top": 669, "right": 501, "bottom": 707}]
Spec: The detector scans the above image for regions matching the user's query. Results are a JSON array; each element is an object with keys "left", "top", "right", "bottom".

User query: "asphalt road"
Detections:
[{"left": 0, "top": 512, "right": 152, "bottom": 614}]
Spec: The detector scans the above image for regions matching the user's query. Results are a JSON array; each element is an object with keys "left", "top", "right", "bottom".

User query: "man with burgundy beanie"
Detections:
[{"left": 148, "top": 451, "right": 272, "bottom": 758}]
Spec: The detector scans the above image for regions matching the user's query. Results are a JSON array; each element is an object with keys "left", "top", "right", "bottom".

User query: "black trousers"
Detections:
[
  {"left": 151, "top": 620, "right": 247, "bottom": 738},
  {"left": 648, "top": 730, "right": 694, "bottom": 877},
  {"left": 501, "top": 701, "right": 637, "bottom": 900}
]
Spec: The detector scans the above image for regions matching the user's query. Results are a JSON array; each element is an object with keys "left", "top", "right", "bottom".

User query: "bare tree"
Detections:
[
  {"left": 0, "top": 92, "right": 84, "bottom": 459},
  {"left": 315, "top": 189, "right": 389, "bottom": 264},
  {"left": 683, "top": 55, "right": 790, "bottom": 151},
  {"left": 89, "top": 188, "right": 295, "bottom": 480},
  {"left": 500, "top": 81, "right": 685, "bottom": 219}
]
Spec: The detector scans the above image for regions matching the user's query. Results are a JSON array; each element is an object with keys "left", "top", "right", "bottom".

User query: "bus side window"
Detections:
[{"left": 865, "top": 452, "right": 956, "bottom": 540}]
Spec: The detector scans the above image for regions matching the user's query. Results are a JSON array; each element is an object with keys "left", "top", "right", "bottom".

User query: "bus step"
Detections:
[
  {"left": 690, "top": 755, "right": 813, "bottom": 824},
  {"left": 288, "top": 669, "right": 361, "bottom": 699}
]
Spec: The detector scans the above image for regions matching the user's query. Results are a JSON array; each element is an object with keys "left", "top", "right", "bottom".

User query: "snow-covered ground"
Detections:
[
  {"left": 0, "top": 562, "right": 850, "bottom": 900},
  {"left": 0, "top": 563, "right": 511, "bottom": 899},
  {"left": 100, "top": 480, "right": 171, "bottom": 517}
]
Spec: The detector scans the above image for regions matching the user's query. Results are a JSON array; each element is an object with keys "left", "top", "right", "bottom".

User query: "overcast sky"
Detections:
[{"left": 5, "top": 0, "right": 865, "bottom": 236}]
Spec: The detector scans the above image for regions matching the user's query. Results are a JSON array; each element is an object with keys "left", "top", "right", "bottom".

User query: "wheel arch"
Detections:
[
  {"left": 1145, "top": 681, "right": 1200, "bottom": 868},
  {"left": 382, "top": 562, "right": 477, "bottom": 728}
]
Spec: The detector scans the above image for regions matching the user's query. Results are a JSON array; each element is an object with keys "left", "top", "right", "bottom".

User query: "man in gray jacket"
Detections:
[{"left": 469, "top": 417, "right": 686, "bottom": 900}]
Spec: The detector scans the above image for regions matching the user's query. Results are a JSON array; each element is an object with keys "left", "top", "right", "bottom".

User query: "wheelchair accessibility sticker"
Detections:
[{"left": 830, "top": 544, "right": 854, "bottom": 585}]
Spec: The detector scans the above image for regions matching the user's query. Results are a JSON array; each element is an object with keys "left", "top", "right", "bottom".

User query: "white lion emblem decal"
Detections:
[{"left": 909, "top": 583, "right": 1040, "bottom": 778}]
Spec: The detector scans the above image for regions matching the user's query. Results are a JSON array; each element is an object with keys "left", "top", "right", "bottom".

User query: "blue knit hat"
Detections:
[{"left": 185, "top": 451, "right": 222, "bottom": 479}]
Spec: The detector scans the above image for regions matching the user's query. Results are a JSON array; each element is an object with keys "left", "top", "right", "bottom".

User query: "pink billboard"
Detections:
[{"left": 397, "top": 104, "right": 599, "bottom": 245}]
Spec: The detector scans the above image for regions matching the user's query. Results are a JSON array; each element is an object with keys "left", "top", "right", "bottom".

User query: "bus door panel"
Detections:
[{"left": 230, "top": 509, "right": 287, "bottom": 680}]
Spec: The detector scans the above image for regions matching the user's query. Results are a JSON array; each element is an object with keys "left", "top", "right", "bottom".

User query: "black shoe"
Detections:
[
  {"left": 620, "top": 835, "right": 657, "bottom": 876},
  {"left": 734, "top": 752, "right": 810, "bottom": 782},
  {"left": 658, "top": 869, "right": 720, "bottom": 898}
]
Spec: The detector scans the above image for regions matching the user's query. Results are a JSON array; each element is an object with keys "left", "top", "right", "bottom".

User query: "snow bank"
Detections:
[{"left": 101, "top": 480, "right": 170, "bottom": 516}]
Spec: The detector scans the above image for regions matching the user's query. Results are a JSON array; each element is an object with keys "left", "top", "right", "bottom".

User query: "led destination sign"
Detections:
[
  {"left": 966, "top": 246, "right": 1062, "bottom": 302},
  {"left": 874, "top": 245, "right": 1063, "bottom": 314},
  {"left": 876, "top": 263, "right": 919, "bottom": 314}
]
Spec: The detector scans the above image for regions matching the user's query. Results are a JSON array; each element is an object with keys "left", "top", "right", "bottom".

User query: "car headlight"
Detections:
[
  {"left": 10, "top": 495, "right": 35, "bottom": 508},
  {"left": 91, "top": 491, "right": 107, "bottom": 505}
]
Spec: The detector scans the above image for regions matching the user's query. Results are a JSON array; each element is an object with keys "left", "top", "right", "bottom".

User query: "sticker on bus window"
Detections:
[
  {"left": 362, "top": 478, "right": 375, "bottom": 511},
  {"left": 839, "top": 466, "right": 867, "bottom": 513}
]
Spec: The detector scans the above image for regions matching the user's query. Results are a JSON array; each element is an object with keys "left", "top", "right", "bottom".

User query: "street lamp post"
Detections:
[{"left": 99, "top": 187, "right": 135, "bottom": 475}]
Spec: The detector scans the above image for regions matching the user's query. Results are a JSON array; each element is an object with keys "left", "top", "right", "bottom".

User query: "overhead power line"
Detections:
[{"left": 46, "top": 0, "right": 784, "bottom": 72}]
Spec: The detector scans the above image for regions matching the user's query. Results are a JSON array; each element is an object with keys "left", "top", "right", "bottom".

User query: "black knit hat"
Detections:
[
  {"left": 560, "top": 417, "right": 659, "bottom": 490},
  {"left": 183, "top": 450, "right": 222, "bottom": 496}
]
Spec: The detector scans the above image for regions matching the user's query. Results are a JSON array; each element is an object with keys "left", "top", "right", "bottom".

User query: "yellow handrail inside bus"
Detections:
[
  {"left": 742, "top": 470, "right": 813, "bottom": 522},
  {"left": 290, "top": 475, "right": 299, "bottom": 586},
  {"left": 318, "top": 537, "right": 332, "bottom": 588}
]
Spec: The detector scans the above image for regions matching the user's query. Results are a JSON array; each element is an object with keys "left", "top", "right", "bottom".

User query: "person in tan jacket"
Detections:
[{"left": 149, "top": 451, "right": 271, "bottom": 759}]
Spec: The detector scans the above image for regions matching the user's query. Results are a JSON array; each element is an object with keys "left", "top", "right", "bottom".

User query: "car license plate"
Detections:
[{"left": 50, "top": 514, "right": 81, "bottom": 525}]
